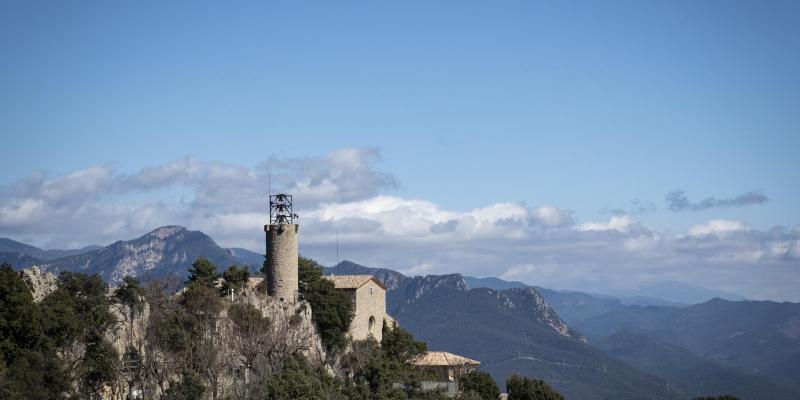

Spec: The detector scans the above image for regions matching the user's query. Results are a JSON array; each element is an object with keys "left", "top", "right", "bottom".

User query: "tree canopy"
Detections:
[
  {"left": 298, "top": 257, "right": 354, "bottom": 352},
  {"left": 187, "top": 257, "right": 220, "bottom": 287},
  {"left": 507, "top": 374, "right": 564, "bottom": 400},
  {"left": 458, "top": 370, "right": 500, "bottom": 400}
]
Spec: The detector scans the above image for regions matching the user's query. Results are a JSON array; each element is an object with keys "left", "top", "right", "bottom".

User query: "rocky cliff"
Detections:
[
  {"left": 18, "top": 265, "right": 58, "bottom": 302},
  {"left": 18, "top": 267, "right": 324, "bottom": 400}
]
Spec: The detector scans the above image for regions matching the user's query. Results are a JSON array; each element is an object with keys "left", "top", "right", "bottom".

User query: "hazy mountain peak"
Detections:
[
  {"left": 36, "top": 225, "right": 239, "bottom": 284},
  {"left": 464, "top": 275, "right": 531, "bottom": 291},
  {"left": 144, "top": 225, "right": 187, "bottom": 240},
  {"left": 630, "top": 280, "right": 748, "bottom": 304}
]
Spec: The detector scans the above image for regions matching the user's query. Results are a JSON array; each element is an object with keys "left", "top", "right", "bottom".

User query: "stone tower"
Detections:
[{"left": 264, "top": 193, "right": 299, "bottom": 303}]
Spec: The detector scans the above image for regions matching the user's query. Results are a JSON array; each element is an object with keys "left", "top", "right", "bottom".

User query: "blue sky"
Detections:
[{"left": 1, "top": 1, "right": 799, "bottom": 299}]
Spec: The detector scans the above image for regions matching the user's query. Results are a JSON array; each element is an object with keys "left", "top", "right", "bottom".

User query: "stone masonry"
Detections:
[
  {"left": 265, "top": 223, "right": 299, "bottom": 303},
  {"left": 325, "top": 275, "right": 388, "bottom": 342},
  {"left": 351, "top": 278, "right": 387, "bottom": 341}
]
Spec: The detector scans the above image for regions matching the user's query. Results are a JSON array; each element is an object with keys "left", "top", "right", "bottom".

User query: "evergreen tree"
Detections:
[
  {"left": 381, "top": 321, "right": 427, "bottom": 361},
  {"left": 221, "top": 265, "right": 250, "bottom": 294},
  {"left": 297, "top": 257, "right": 354, "bottom": 352},
  {"left": 46, "top": 272, "right": 119, "bottom": 398},
  {"left": 0, "top": 263, "right": 71, "bottom": 399},
  {"left": 187, "top": 257, "right": 220, "bottom": 287},
  {"left": 0, "top": 263, "right": 43, "bottom": 362},
  {"left": 113, "top": 275, "right": 146, "bottom": 314},
  {"left": 507, "top": 375, "right": 564, "bottom": 400},
  {"left": 164, "top": 369, "right": 205, "bottom": 400},
  {"left": 0, "top": 348, "right": 71, "bottom": 400},
  {"left": 458, "top": 371, "right": 500, "bottom": 400},
  {"left": 258, "top": 355, "right": 339, "bottom": 400}
]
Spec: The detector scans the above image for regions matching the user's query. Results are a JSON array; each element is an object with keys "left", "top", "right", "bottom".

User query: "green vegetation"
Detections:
[
  {"left": 165, "top": 369, "right": 206, "bottom": 400},
  {"left": 340, "top": 322, "right": 445, "bottom": 400},
  {"left": 458, "top": 371, "right": 500, "bottom": 400},
  {"left": 298, "top": 257, "right": 354, "bottom": 352},
  {"left": 1, "top": 258, "right": 567, "bottom": 400},
  {"left": 187, "top": 257, "right": 220, "bottom": 287},
  {"left": 221, "top": 265, "right": 250, "bottom": 294},
  {"left": 507, "top": 374, "right": 565, "bottom": 400},
  {"left": 0, "top": 262, "right": 117, "bottom": 399},
  {"left": 114, "top": 275, "right": 146, "bottom": 314},
  {"left": 256, "top": 355, "right": 339, "bottom": 400}
]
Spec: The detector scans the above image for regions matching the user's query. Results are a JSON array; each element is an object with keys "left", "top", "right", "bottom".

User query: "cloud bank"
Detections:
[
  {"left": 666, "top": 189, "right": 769, "bottom": 212},
  {"left": 1, "top": 149, "right": 797, "bottom": 301}
]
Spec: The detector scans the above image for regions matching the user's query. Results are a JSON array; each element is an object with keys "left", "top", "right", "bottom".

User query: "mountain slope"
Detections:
[
  {"left": 39, "top": 226, "right": 242, "bottom": 284},
  {"left": 575, "top": 297, "right": 800, "bottom": 393},
  {"left": 464, "top": 276, "right": 531, "bottom": 291},
  {"left": 618, "top": 280, "right": 747, "bottom": 304},
  {"left": 0, "top": 238, "right": 100, "bottom": 262},
  {"left": 597, "top": 330, "right": 800, "bottom": 400},
  {"left": 229, "top": 247, "right": 264, "bottom": 269},
  {"left": 327, "top": 261, "right": 681, "bottom": 400},
  {"left": 0, "top": 252, "right": 45, "bottom": 269}
]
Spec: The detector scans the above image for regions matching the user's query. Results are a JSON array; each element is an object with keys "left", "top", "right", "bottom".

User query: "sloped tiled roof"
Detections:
[
  {"left": 411, "top": 351, "right": 480, "bottom": 366},
  {"left": 324, "top": 275, "right": 386, "bottom": 290}
]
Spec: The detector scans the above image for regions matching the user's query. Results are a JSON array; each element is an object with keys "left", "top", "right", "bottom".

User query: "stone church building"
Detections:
[{"left": 324, "top": 274, "right": 395, "bottom": 342}]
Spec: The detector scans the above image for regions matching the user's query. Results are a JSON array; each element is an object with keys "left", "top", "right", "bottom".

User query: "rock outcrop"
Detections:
[
  {"left": 503, "top": 287, "right": 586, "bottom": 341},
  {"left": 19, "top": 265, "right": 58, "bottom": 302}
]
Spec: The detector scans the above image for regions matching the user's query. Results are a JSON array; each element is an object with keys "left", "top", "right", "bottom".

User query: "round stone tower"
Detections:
[
  {"left": 264, "top": 223, "right": 299, "bottom": 303},
  {"left": 264, "top": 193, "right": 299, "bottom": 303}
]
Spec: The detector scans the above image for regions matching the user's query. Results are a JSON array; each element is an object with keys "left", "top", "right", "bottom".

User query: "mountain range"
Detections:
[
  {"left": 0, "top": 226, "right": 262, "bottom": 284},
  {"left": 2, "top": 226, "right": 799, "bottom": 399},
  {"left": 330, "top": 261, "right": 800, "bottom": 400},
  {"left": 327, "top": 261, "right": 681, "bottom": 400}
]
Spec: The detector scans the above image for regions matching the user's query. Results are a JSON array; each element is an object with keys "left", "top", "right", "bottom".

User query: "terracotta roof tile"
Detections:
[
  {"left": 324, "top": 275, "right": 386, "bottom": 290},
  {"left": 411, "top": 351, "right": 480, "bottom": 366}
]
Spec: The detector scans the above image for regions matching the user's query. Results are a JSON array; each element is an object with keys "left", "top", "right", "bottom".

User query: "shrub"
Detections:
[
  {"left": 113, "top": 275, "right": 145, "bottom": 314},
  {"left": 458, "top": 371, "right": 500, "bottom": 400},
  {"left": 507, "top": 374, "right": 564, "bottom": 400},
  {"left": 297, "top": 257, "right": 354, "bottom": 352},
  {"left": 221, "top": 265, "right": 250, "bottom": 294},
  {"left": 164, "top": 369, "right": 205, "bottom": 400},
  {"left": 186, "top": 257, "right": 219, "bottom": 287}
]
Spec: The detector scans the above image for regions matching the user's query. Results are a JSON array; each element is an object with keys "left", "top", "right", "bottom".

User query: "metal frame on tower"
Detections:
[{"left": 269, "top": 193, "right": 298, "bottom": 224}]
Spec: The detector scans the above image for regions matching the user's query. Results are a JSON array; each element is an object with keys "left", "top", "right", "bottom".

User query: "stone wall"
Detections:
[
  {"left": 264, "top": 224, "right": 299, "bottom": 303},
  {"left": 350, "top": 280, "right": 387, "bottom": 342}
]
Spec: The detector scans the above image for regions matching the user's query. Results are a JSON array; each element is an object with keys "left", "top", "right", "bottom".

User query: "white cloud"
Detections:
[
  {"left": 501, "top": 264, "right": 537, "bottom": 279},
  {"left": 578, "top": 215, "right": 635, "bottom": 232},
  {"left": 0, "top": 148, "right": 396, "bottom": 248},
  {"left": 531, "top": 204, "right": 574, "bottom": 227},
  {"left": 1, "top": 150, "right": 798, "bottom": 301},
  {"left": 686, "top": 219, "right": 751, "bottom": 237}
]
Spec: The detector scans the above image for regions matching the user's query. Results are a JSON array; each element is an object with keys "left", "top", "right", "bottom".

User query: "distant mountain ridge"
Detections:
[
  {"left": 597, "top": 330, "right": 799, "bottom": 399},
  {"left": 0, "top": 238, "right": 101, "bottom": 268},
  {"left": 328, "top": 261, "right": 576, "bottom": 337},
  {"left": 326, "top": 261, "right": 682, "bottom": 400},
  {"left": 617, "top": 280, "right": 748, "bottom": 304},
  {"left": 1, "top": 226, "right": 262, "bottom": 285},
  {"left": 328, "top": 260, "right": 800, "bottom": 400},
  {"left": 4, "top": 230, "right": 799, "bottom": 399},
  {"left": 465, "top": 275, "right": 740, "bottom": 307}
]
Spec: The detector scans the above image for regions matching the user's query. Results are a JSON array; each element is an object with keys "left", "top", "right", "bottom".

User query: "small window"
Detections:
[
  {"left": 368, "top": 316, "right": 376, "bottom": 333},
  {"left": 369, "top": 286, "right": 374, "bottom": 295}
]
